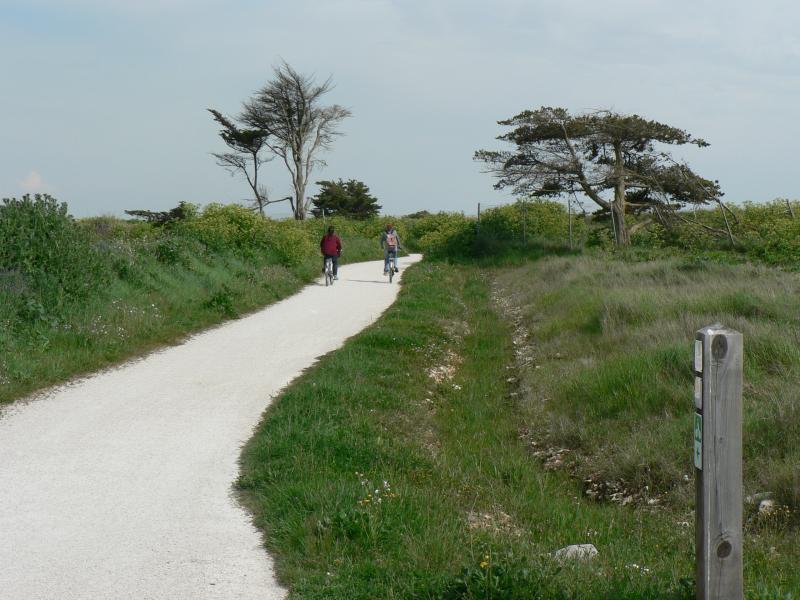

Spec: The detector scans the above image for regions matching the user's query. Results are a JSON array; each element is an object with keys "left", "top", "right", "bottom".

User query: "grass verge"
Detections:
[
  {"left": 239, "top": 258, "right": 795, "bottom": 598},
  {"left": 0, "top": 241, "right": 376, "bottom": 406}
]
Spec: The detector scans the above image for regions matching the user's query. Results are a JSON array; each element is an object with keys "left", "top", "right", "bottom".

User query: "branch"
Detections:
[
  {"left": 559, "top": 122, "right": 610, "bottom": 210},
  {"left": 628, "top": 218, "right": 654, "bottom": 235},
  {"left": 675, "top": 213, "right": 733, "bottom": 238}
]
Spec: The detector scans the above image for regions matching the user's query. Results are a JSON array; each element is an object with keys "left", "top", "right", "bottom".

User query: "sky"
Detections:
[{"left": 1, "top": 0, "right": 798, "bottom": 218}]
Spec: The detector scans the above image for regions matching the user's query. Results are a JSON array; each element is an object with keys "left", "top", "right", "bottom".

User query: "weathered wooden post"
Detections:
[{"left": 694, "top": 324, "right": 743, "bottom": 600}]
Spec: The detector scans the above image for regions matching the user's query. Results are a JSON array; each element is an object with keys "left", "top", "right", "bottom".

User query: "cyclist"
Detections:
[
  {"left": 380, "top": 223, "right": 400, "bottom": 275},
  {"left": 320, "top": 225, "right": 342, "bottom": 280}
]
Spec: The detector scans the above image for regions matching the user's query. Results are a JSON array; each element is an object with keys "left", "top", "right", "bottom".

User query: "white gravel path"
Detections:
[{"left": 0, "top": 254, "right": 421, "bottom": 600}]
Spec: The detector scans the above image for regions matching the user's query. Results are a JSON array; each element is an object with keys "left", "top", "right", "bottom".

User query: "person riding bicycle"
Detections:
[
  {"left": 320, "top": 225, "right": 342, "bottom": 280},
  {"left": 380, "top": 223, "right": 400, "bottom": 275}
]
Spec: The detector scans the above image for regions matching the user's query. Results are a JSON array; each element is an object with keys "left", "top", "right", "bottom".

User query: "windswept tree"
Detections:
[
  {"left": 310, "top": 179, "right": 381, "bottom": 220},
  {"left": 207, "top": 109, "right": 285, "bottom": 216},
  {"left": 475, "top": 107, "right": 722, "bottom": 245},
  {"left": 239, "top": 62, "right": 351, "bottom": 220}
]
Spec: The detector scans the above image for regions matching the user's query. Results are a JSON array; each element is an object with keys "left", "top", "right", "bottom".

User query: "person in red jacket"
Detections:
[{"left": 320, "top": 225, "right": 342, "bottom": 279}]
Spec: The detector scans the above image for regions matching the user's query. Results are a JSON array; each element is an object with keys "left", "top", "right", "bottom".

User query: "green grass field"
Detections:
[
  {"left": 3, "top": 195, "right": 798, "bottom": 598},
  {"left": 237, "top": 253, "right": 798, "bottom": 599}
]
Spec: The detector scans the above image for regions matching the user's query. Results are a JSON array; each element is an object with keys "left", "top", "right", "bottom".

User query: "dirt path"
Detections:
[{"left": 0, "top": 255, "right": 421, "bottom": 600}]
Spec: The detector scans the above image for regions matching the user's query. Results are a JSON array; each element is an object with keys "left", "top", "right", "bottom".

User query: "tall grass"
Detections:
[{"left": 493, "top": 252, "right": 800, "bottom": 589}]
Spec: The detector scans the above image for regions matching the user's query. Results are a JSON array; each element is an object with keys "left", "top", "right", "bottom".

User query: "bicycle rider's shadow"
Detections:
[{"left": 342, "top": 279, "right": 393, "bottom": 285}]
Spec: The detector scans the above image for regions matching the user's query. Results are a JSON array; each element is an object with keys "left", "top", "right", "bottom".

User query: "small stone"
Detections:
[
  {"left": 553, "top": 544, "right": 598, "bottom": 561},
  {"left": 759, "top": 499, "right": 777, "bottom": 515}
]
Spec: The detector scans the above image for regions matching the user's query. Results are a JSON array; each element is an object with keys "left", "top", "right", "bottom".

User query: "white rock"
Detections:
[
  {"left": 553, "top": 544, "right": 598, "bottom": 561},
  {"left": 759, "top": 499, "right": 777, "bottom": 515}
]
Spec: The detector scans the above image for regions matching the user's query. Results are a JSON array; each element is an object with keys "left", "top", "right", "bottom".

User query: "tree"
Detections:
[
  {"left": 475, "top": 107, "right": 722, "bottom": 245},
  {"left": 125, "top": 201, "right": 197, "bottom": 225},
  {"left": 239, "top": 62, "right": 351, "bottom": 220},
  {"left": 207, "top": 109, "right": 289, "bottom": 216},
  {"left": 310, "top": 179, "right": 382, "bottom": 219}
]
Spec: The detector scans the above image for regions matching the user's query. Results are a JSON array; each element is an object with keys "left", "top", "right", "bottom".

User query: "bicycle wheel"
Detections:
[{"left": 388, "top": 263, "right": 394, "bottom": 283}]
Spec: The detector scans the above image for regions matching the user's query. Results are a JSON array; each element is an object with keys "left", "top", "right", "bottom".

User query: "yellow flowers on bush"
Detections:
[
  {"left": 186, "top": 203, "right": 270, "bottom": 255},
  {"left": 263, "top": 220, "right": 315, "bottom": 266},
  {"left": 183, "top": 204, "right": 315, "bottom": 266}
]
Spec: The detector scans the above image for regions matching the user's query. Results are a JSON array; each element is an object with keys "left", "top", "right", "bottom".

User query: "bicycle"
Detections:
[
  {"left": 324, "top": 256, "right": 335, "bottom": 286},
  {"left": 384, "top": 249, "right": 398, "bottom": 283}
]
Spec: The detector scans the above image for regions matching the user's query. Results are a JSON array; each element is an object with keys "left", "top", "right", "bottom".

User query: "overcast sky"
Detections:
[{"left": 1, "top": 0, "right": 798, "bottom": 218}]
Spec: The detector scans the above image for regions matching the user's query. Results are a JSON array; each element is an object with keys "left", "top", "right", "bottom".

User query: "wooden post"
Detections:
[
  {"left": 477, "top": 202, "right": 481, "bottom": 235},
  {"left": 694, "top": 324, "right": 743, "bottom": 600}
]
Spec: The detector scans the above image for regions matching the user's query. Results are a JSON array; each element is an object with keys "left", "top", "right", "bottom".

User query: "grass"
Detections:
[
  {"left": 239, "top": 257, "right": 797, "bottom": 599},
  {"left": 0, "top": 228, "right": 379, "bottom": 406},
  {"left": 0, "top": 252, "right": 310, "bottom": 403},
  {"left": 4, "top": 196, "right": 798, "bottom": 596},
  {"left": 492, "top": 250, "right": 800, "bottom": 595}
]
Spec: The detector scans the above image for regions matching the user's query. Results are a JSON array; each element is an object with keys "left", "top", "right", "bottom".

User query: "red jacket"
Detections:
[{"left": 320, "top": 233, "right": 342, "bottom": 256}]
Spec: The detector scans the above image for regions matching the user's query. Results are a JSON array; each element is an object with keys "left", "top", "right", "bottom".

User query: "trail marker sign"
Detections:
[{"left": 694, "top": 325, "right": 743, "bottom": 600}]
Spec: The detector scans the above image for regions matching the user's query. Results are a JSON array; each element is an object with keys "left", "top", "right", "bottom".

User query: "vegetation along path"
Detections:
[{"left": 0, "top": 254, "right": 421, "bottom": 600}]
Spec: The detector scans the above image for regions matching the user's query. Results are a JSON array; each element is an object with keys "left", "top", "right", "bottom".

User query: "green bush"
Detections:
[
  {"left": 185, "top": 203, "right": 270, "bottom": 256},
  {"left": 634, "top": 199, "right": 800, "bottom": 266},
  {"left": 481, "top": 200, "right": 581, "bottom": 244},
  {"left": 264, "top": 220, "right": 315, "bottom": 266},
  {"left": 406, "top": 212, "right": 476, "bottom": 258},
  {"left": 403, "top": 202, "right": 582, "bottom": 259},
  {"left": 0, "top": 194, "right": 110, "bottom": 312}
]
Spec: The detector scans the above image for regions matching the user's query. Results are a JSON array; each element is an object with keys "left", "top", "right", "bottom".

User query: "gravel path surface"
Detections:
[{"left": 0, "top": 255, "right": 421, "bottom": 600}]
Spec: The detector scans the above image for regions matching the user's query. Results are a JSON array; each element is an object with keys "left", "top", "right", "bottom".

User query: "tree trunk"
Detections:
[
  {"left": 613, "top": 142, "right": 630, "bottom": 246},
  {"left": 293, "top": 156, "right": 307, "bottom": 220},
  {"left": 294, "top": 186, "right": 306, "bottom": 220},
  {"left": 292, "top": 176, "right": 306, "bottom": 220}
]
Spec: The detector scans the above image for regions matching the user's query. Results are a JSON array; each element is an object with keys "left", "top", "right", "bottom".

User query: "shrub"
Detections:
[
  {"left": 186, "top": 203, "right": 270, "bottom": 256},
  {"left": 0, "top": 194, "right": 110, "bottom": 311},
  {"left": 264, "top": 220, "right": 315, "bottom": 266},
  {"left": 482, "top": 200, "right": 585, "bottom": 245},
  {"left": 406, "top": 212, "right": 476, "bottom": 258}
]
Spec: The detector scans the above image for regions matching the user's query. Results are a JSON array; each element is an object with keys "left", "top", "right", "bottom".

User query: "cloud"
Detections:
[{"left": 19, "top": 170, "right": 54, "bottom": 194}]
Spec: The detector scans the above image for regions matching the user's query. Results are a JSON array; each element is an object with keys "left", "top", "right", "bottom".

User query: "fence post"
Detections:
[
  {"left": 477, "top": 202, "right": 481, "bottom": 235},
  {"left": 694, "top": 324, "right": 743, "bottom": 600}
]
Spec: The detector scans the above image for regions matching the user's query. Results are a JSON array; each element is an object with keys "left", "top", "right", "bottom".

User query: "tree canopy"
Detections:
[
  {"left": 310, "top": 179, "right": 381, "bottom": 220},
  {"left": 475, "top": 107, "right": 722, "bottom": 244},
  {"left": 207, "top": 109, "right": 280, "bottom": 216},
  {"left": 239, "top": 62, "right": 351, "bottom": 220}
]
